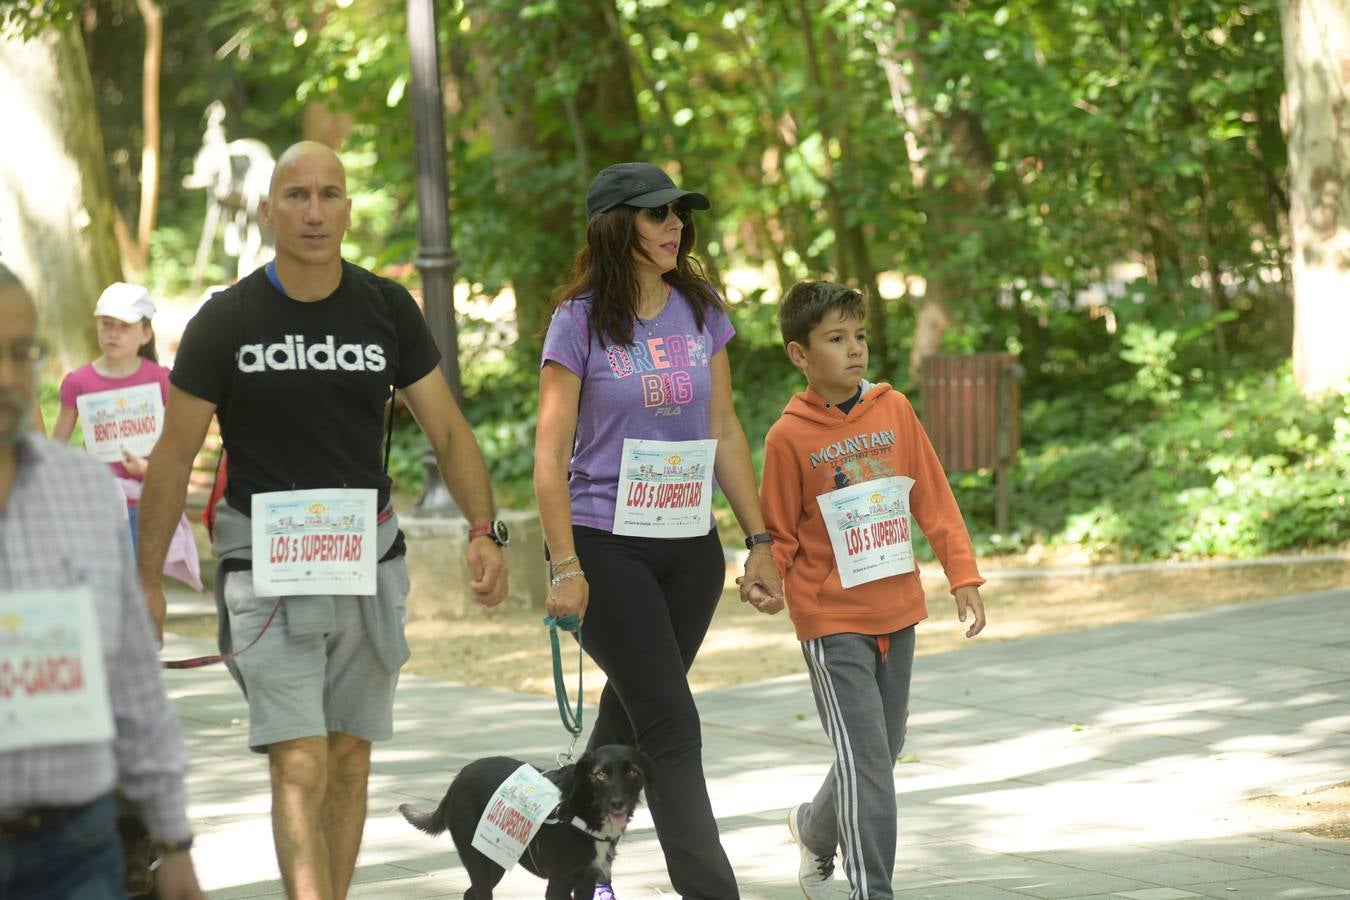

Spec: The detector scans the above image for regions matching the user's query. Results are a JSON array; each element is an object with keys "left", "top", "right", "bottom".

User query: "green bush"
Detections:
[{"left": 958, "top": 364, "right": 1349, "bottom": 561}]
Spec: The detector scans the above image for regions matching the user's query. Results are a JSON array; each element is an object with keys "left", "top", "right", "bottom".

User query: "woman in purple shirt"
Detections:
[{"left": 535, "top": 162, "right": 784, "bottom": 899}]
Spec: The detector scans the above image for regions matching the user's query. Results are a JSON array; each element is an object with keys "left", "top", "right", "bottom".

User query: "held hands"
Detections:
[
  {"left": 546, "top": 554, "right": 588, "bottom": 623},
  {"left": 736, "top": 548, "right": 785, "bottom": 615},
  {"left": 467, "top": 538, "right": 508, "bottom": 607},
  {"left": 954, "top": 585, "right": 987, "bottom": 638}
]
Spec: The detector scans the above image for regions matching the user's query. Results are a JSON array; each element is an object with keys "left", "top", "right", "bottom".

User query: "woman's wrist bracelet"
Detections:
[
  {"left": 550, "top": 554, "right": 580, "bottom": 571},
  {"left": 550, "top": 569, "right": 585, "bottom": 587},
  {"left": 747, "top": 546, "right": 775, "bottom": 557}
]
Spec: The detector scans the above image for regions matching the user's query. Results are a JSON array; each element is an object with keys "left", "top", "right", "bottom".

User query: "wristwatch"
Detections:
[
  {"left": 153, "top": 835, "right": 194, "bottom": 856},
  {"left": 745, "top": 531, "right": 773, "bottom": 550},
  {"left": 469, "top": 519, "right": 510, "bottom": 548}
]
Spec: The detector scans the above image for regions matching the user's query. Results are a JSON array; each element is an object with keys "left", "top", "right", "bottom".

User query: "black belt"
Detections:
[{"left": 0, "top": 801, "right": 94, "bottom": 839}]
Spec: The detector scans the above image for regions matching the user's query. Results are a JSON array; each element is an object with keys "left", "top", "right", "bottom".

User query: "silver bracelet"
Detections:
[
  {"left": 550, "top": 554, "right": 580, "bottom": 574},
  {"left": 550, "top": 569, "right": 585, "bottom": 588}
]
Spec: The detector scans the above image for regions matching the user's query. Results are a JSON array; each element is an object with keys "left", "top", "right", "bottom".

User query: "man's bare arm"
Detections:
[
  {"left": 137, "top": 386, "right": 216, "bottom": 639},
  {"left": 399, "top": 369, "right": 494, "bottom": 523},
  {"left": 400, "top": 368, "right": 506, "bottom": 607}
]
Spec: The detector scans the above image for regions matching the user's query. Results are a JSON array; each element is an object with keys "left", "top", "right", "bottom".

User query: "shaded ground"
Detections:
[{"left": 166, "top": 556, "right": 1350, "bottom": 841}]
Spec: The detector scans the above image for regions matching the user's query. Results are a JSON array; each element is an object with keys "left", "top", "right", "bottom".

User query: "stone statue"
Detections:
[{"left": 183, "top": 102, "right": 274, "bottom": 284}]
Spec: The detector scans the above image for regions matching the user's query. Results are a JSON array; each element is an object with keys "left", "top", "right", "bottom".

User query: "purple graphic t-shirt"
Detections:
[{"left": 540, "top": 288, "right": 735, "bottom": 531}]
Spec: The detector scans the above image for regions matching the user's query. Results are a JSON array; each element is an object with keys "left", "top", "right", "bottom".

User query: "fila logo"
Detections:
[{"left": 236, "top": 334, "right": 387, "bottom": 373}]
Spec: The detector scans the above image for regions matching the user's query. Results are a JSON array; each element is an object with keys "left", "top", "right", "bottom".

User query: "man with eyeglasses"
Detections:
[{"left": 0, "top": 262, "right": 206, "bottom": 899}]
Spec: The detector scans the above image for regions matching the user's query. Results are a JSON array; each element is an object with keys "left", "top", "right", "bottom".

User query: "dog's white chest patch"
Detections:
[{"left": 591, "top": 838, "right": 617, "bottom": 880}]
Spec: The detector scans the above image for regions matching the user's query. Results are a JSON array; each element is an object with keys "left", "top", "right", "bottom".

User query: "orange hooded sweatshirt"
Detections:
[{"left": 760, "top": 381, "right": 984, "bottom": 642}]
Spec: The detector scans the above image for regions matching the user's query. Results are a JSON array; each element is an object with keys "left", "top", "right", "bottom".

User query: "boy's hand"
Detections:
[
  {"left": 737, "top": 551, "right": 784, "bottom": 615},
  {"left": 736, "top": 575, "right": 784, "bottom": 614},
  {"left": 954, "top": 586, "right": 986, "bottom": 638}
]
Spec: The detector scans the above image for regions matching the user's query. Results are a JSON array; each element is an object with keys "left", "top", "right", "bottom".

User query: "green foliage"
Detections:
[
  {"left": 955, "top": 364, "right": 1349, "bottom": 561},
  {"left": 37, "top": 0, "right": 1344, "bottom": 563}
]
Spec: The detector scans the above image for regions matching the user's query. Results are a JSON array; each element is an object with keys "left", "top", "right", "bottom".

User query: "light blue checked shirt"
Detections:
[{"left": 0, "top": 435, "right": 191, "bottom": 842}]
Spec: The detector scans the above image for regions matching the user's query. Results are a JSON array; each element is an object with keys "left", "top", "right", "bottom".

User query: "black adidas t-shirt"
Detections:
[{"left": 172, "top": 262, "right": 441, "bottom": 511}]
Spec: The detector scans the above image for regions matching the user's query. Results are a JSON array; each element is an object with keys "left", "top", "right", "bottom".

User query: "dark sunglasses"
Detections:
[{"left": 633, "top": 202, "right": 691, "bottom": 223}]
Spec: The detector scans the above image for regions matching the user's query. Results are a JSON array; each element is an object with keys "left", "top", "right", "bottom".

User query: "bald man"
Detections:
[{"left": 136, "top": 142, "right": 508, "bottom": 899}]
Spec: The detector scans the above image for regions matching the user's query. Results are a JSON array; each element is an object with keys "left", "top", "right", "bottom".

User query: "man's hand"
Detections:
[
  {"left": 467, "top": 537, "right": 508, "bottom": 607},
  {"left": 143, "top": 581, "right": 167, "bottom": 648},
  {"left": 154, "top": 850, "right": 206, "bottom": 900},
  {"left": 954, "top": 585, "right": 986, "bottom": 638}
]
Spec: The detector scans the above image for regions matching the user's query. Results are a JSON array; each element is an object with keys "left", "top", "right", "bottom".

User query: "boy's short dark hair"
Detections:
[{"left": 779, "top": 281, "right": 867, "bottom": 348}]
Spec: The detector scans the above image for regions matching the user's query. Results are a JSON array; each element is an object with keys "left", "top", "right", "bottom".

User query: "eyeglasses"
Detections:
[
  {"left": 634, "top": 203, "right": 690, "bottom": 223},
  {"left": 0, "top": 341, "right": 47, "bottom": 367}
]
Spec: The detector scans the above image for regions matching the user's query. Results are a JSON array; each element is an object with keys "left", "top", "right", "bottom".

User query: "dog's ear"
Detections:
[
  {"left": 564, "top": 753, "right": 592, "bottom": 804},
  {"left": 627, "top": 748, "right": 655, "bottom": 791}
]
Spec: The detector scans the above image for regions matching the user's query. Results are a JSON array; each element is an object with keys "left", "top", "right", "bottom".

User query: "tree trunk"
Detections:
[
  {"left": 1279, "top": 0, "right": 1350, "bottom": 397},
  {"left": 875, "top": 16, "right": 994, "bottom": 378},
  {"left": 0, "top": 22, "right": 121, "bottom": 373},
  {"left": 464, "top": 0, "right": 639, "bottom": 360},
  {"left": 793, "top": 0, "right": 849, "bottom": 280},
  {"left": 132, "top": 0, "right": 162, "bottom": 271},
  {"left": 302, "top": 102, "right": 354, "bottom": 149}
]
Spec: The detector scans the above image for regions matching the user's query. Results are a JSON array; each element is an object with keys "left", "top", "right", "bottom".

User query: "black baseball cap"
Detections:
[{"left": 586, "top": 162, "right": 711, "bottom": 222}]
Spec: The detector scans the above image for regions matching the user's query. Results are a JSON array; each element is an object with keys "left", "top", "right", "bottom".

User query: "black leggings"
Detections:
[{"left": 572, "top": 525, "right": 738, "bottom": 899}]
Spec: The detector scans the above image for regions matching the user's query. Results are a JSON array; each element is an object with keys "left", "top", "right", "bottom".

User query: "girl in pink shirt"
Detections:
[{"left": 52, "top": 282, "right": 201, "bottom": 590}]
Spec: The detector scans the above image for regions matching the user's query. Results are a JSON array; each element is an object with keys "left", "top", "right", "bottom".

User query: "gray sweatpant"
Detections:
[{"left": 796, "top": 627, "right": 916, "bottom": 900}]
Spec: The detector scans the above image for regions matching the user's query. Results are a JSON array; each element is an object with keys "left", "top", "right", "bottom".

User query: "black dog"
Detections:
[{"left": 399, "top": 744, "right": 651, "bottom": 900}]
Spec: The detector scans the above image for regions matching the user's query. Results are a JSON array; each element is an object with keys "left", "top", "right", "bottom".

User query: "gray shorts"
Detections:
[{"left": 222, "top": 559, "right": 410, "bottom": 753}]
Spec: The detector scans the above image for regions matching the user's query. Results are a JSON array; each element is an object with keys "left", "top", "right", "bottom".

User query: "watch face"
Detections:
[{"left": 493, "top": 520, "right": 510, "bottom": 546}]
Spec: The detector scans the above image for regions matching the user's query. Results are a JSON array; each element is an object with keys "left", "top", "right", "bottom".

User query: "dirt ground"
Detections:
[
  {"left": 392, "top": 558, "right": 1350, "bottom": 699},
  {"left": 165, "top": 556, "right": 1350, "bottom": 839}
]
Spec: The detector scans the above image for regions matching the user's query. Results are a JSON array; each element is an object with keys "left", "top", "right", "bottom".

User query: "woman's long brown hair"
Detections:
[{"left": 550, "top": 205, "right": 723, "bottom": 347}]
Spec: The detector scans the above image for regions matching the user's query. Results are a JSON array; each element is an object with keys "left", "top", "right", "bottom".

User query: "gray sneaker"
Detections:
[{"left": 786, "top": 803, "right": 834, "bottom": 899}]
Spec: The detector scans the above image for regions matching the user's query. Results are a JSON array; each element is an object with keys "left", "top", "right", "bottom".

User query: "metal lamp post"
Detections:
[{"left": 407, "top": 0, "right": 460, "bottom": 513}]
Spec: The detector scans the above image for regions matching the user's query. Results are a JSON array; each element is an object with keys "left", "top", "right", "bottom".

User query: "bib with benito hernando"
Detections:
[{"left": 75, "top": 383, "right": 164, "bottom": 463}]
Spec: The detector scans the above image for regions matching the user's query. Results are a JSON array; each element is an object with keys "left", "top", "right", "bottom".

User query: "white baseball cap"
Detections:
[{"left": 94, "top": 282, "right": 156, "bottom": 323}]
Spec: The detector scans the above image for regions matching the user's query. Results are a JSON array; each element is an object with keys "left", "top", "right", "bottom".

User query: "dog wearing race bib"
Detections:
[{"left": 399, "top": 744, "right": 651, "bottom": 900}]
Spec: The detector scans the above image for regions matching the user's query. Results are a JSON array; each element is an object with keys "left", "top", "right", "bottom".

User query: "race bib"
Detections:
[
  {"left": 613, "top": 438, "right": 717, "bottom": 539},
  {"left": 0, "top": 587, "right": 114, "bottom": 753},
  {"left": 471, "top": 764, "right": 562, "bottom": 870},
  {"left": 251, "top": 489, "right": 378, "bottom": 596},
  {"left": 75, "top": 383, "right": 164, "bottom": 463},
  {"left": 817, "top": 476, "right": 917, "bottom": 588}
]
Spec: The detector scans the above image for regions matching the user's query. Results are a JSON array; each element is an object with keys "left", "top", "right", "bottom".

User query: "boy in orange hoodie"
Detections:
[{"left": 754, "top": 281, "right": 987, "bottom": 899}]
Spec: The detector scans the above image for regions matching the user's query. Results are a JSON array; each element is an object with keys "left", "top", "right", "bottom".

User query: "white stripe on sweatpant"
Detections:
[{"left": 803, "top": 637, "right": 869, "bottom": 898}]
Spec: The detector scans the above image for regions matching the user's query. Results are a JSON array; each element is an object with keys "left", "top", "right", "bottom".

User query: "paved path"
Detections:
[{"left": 163, "top": 587, "right": 1350, "bottom": 898}]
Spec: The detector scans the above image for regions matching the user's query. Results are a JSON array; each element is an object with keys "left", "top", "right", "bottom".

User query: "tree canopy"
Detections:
[{"left": 4, "top": 0, "right": 1347, "bottom": 560}]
